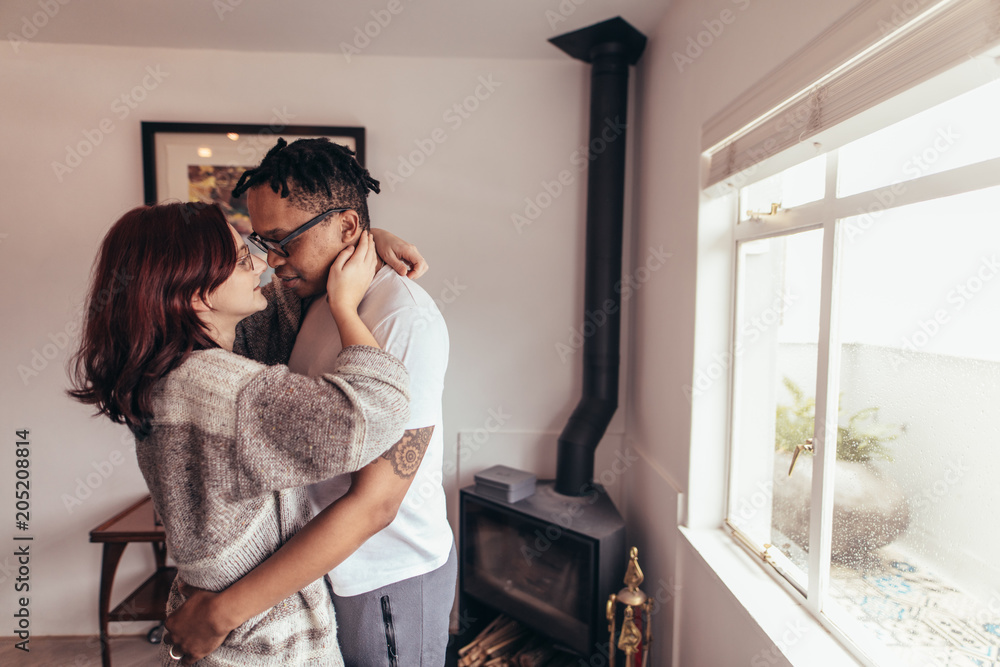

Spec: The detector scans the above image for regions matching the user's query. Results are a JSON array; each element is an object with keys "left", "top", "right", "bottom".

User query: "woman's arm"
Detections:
[
  {"left": 371, "top": 227, "right": 429, "bottom": 279},
  {"left": 165, "top": 428, "right": 432, "bottom": 664},
  {"left": 328, "top": 231, "right": 380, "bottom": 349},
  {"left": 224, "top": 347, "right": 408, "bottom": 498},
  {"left": 226, "top": 232, "right": 408, "bottom": 497}
]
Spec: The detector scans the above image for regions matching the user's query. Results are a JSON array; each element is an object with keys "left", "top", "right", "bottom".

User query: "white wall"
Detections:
[
  {"left": 624, "top": 0, "right": 863, "bottom": 664},
  {"left": 0, "top": 40, "right": 631, "bottom": 637}
]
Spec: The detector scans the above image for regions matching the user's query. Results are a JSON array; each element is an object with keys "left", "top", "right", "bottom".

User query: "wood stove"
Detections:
[{"left": 460, "top": 482, "right": 625, "bottom": 658}]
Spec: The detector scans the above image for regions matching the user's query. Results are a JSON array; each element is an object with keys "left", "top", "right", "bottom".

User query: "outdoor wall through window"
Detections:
[{"left": 720, "top": 62, "right": 1000, "bottom": 666}]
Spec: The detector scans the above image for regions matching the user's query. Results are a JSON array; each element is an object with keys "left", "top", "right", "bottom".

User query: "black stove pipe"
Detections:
[{"left": 550, "top": 18, "right": 646, "bottom": 497}]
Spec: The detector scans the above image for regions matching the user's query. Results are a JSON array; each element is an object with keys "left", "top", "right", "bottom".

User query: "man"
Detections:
[{"left": 236, "top": 137, "right": 455, "bottom": 665}]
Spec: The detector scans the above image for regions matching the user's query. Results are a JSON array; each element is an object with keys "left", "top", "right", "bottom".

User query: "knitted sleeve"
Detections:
[
  {"left": 234, "top": 280, "right": 306, "bottom": 365},
  {"left": 230, "top": 345, "right": 410, "bottom": 499}
]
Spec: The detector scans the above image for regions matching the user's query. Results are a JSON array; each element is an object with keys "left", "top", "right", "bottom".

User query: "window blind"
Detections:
[{"left": 704, "top": 0, "right": 1000, "bottom": 187}]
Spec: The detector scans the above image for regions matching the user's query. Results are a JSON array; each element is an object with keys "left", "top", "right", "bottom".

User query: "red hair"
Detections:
[{"left": 68, "top": 202, "right": 239, "bottom": 436}]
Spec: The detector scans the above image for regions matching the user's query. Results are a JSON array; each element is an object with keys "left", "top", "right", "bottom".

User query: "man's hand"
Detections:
[
  {"left": 370, "top": 228, "right": 429, "bottom": 279},
  {"left": 164, "top": 581, "right": 233, "bottom": 665}
]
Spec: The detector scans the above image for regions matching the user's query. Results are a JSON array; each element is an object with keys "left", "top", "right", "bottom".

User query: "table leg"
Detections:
[
  {"left": 98, "top": 542, "right": 127, "bottom": 667},
  {"left": 152, "top": 540, "right": 166, "bottom": 570}
]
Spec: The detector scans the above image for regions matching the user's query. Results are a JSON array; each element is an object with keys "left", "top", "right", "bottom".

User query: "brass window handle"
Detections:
[
  {"left": 788, "top": 439, "right": 814, "bottom": 476},
  {"left": 745, "top": 202, "right": 782, "bottom": 219}
]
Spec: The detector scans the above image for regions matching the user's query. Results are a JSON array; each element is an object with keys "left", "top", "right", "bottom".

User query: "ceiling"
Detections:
[{"left": 1, "top": 0, "right": 670, "bottom": 60}]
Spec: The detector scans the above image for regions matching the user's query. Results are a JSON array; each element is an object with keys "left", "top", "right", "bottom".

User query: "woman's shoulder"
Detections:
[
  {"left": 150, "top": 350, "right": 266, "bottom": 423},
  {"left": 172, "top": 348, "right": 265, "bottom": 385}
]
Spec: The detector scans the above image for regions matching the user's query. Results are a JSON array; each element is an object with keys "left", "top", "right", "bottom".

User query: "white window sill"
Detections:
[{"left": 679, "top": 526, "right": 862, "bottom": 667}]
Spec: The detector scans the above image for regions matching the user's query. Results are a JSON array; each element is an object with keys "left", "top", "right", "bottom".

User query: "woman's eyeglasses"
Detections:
[{"left": 237, "top": 248, "right": 257, "bottom": 270}]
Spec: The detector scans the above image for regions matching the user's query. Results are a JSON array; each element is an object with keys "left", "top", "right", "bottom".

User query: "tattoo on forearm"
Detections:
[{"left": 381, "top": 427, "right": 433, "bottom": 480}]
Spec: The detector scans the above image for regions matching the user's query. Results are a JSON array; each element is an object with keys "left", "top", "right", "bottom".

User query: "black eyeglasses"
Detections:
[{"left": 247, "top": 208, "right": 348, "bottom": 258}]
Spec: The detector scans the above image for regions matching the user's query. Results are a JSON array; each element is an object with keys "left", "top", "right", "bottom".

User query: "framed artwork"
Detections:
[{"left": 140, "top": 121, "right": 365, "bottom": 234}]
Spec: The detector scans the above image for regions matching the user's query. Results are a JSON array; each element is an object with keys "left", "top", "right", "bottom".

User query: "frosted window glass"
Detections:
[{"left": 826, "top": 187, "right": 1000, "bottom": 664}]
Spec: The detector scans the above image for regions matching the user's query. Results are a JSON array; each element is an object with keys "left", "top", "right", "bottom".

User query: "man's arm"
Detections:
[
  {"left": 375, "top": 424, "right": 434, "bottom": 481},
  {"left": 166, "top": 426, "right": 434, "bottom": 664}
]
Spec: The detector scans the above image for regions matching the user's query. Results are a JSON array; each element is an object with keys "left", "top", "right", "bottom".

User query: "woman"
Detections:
[{"left": 69, "top": 202, "right": 410, "bottom": 666}]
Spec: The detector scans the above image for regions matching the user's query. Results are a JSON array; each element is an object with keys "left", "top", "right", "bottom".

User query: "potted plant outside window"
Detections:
[{"left": 771, "top": 378, "right": 909, "bottom": 565}]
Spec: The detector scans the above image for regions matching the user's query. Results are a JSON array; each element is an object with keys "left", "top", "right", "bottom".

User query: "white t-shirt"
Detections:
[{"left": 290, "top": 265, "right": 452, "bottom": 596}]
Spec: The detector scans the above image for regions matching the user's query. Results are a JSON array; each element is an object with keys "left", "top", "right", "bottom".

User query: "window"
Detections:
[{"left": 722, "top": 71, "right": 1000, "bottom": 666}]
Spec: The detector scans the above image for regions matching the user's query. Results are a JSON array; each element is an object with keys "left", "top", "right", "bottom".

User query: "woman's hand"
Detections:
[
  {"left": 327, "top": 231, "right": 378, "bottom": 316},
  {"left": 164, "top": 581, "right": 234, "bottom": 665},
  {"left": 370, "top": 228, "right": 428, "bottom": 279}
]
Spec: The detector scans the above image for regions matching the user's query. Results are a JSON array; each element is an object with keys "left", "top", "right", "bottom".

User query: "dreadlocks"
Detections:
[{"left": 232, "top": 137, "right": 380, "bottom": 230}]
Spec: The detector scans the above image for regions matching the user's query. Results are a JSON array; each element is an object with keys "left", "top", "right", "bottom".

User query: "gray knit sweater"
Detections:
[{"left": 136, "top": 282, "right": 409, "bottom": 666}]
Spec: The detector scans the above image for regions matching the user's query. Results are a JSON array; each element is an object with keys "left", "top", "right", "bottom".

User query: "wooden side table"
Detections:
[{"left": 89, "top": 496, "right": 176, "bottom": 667}]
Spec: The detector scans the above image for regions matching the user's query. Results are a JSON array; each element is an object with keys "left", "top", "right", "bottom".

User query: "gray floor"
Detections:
[{"left": 0, "top": 634, "right": 161, "bottom": 666}]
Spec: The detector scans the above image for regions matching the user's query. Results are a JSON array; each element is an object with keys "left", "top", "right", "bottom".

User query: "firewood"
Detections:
[
  {"left": 485, "top": 630, "right": 529, "bottom": 656},
  {"left": 485, "top": 625, "right": 523, "bottom": 648},
  {"left": 464, "top": 616, "right": 580, "bottom": 667},
  {"left": 460, "top": 615, "right": 508, "bottom": 656}
]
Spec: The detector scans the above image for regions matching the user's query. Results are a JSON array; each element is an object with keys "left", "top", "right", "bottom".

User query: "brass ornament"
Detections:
[{"left": 607, "top": 547, "right": 654, "bottom": 666}]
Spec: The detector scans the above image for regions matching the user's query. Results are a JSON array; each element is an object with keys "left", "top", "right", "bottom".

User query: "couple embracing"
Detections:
[{"left": 70, "top": 138, "right": 454, "bottom": 665}]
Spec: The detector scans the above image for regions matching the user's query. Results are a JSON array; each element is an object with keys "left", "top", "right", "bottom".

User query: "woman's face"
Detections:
[{"left": 204, "top": 225, "right": 268, "bottom": 320}]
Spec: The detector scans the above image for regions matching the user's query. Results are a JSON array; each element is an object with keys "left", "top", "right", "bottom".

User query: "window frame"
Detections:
[{"left": 712, "top": 76, "right": 1000, "bottom": 667}]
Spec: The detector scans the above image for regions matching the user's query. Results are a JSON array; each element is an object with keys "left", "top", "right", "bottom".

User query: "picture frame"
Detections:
[{"left": 140, "top": 121, "right": 365, "bottom": 233}]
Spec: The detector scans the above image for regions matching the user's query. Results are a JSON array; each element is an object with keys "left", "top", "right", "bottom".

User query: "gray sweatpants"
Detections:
[{"left": 330, "top": 546, "right": 457, "bottom": 666}]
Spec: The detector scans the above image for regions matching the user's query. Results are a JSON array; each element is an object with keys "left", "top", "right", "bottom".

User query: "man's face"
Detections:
[{"left": 247, "top": 186, "right": 350, "bottom": 298}]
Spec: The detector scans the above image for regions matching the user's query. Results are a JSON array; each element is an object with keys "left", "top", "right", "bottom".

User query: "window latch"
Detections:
[
  {"left": 788, "top": 438, "right": 814, "bottom": 476},
  {"left": 745, "top": 202, "right": 782, "bottom": 220}
]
